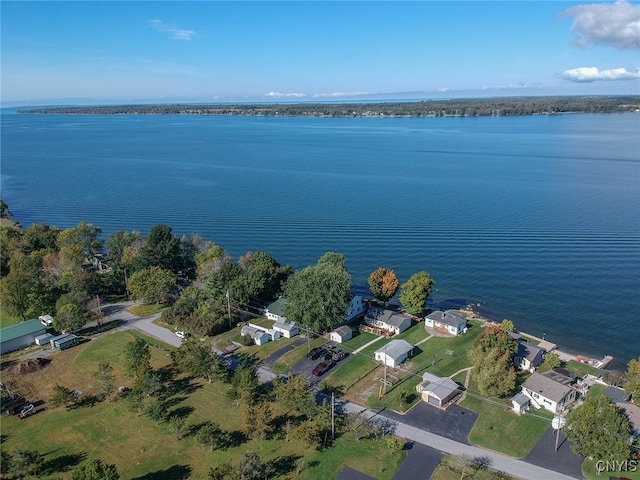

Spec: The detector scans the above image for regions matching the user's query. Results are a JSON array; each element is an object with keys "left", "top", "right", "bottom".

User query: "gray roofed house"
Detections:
[
  {"left": 424, "top": 310, "right": 467, "bottom": 336},
  {"left": 364, "top": 307, "right": 412, "bottom": 335},
  {"left": 272, "top": 320, "right": 299, "bottom": 338},
  {"left": 416, "top": 372, "right": 460, "bottom": 409},
  {"left": 616, "top": 402, "right": 640, "bottom": 439},
  {"left": 605, "top": 386, "right": 631, "bottom": 402},
  {"left": 513, "top": 341, "right": 546, "bottom": 371},
  {"left": 511, "top": 392, "right": 530, "bottom": 415},
  {"left": 374, "top": 339, "right": 413, "bottom": 368},
  {"left": 522, "top": 371, "right": 578, "bottom": 414},
  {"left": 330, "top": 326, "right": 353, "bottom": 343},
  {"left": 240, "top": 325, "right": 270, "bottom": 346}
]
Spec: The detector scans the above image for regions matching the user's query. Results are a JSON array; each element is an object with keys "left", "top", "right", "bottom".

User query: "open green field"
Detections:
[
  {"left": 565, "top": 360, "right": 600, "bottom": 378},
  {"left": 1, "top": 330, "right": 406, "bottom": 479},
  {"left": 461, "top": 376, "right": 552, "bottom": 458},
  {"left": 340, "top": 330, "right": 378, "bottom": 352}
]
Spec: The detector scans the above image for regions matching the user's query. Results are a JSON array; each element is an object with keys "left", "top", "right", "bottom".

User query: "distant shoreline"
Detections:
[{"left": 17, "top": 95, "right": 640, "bottom": 117}]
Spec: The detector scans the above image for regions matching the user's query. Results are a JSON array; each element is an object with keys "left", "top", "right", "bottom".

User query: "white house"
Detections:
[
  {"left": 272, "top": 321, "right": 299, "bottom": 339},
  {"left": 424, "top": 311, "right": 467, "bottom": 336},
  {"left": 345, "top": 295, "right": 367, "bottom": 322},
  {"left": 374, "top": 339, "right": 413, "bottom": 368},
  {"left": 511, "top": 392, "right": 530, "bottom": 415},
  {"left": 416, "top": 372, "right": 459, "bottom": 409},
  {"left": 522, "top": 371, "right": 578, "bottom": 414},
  {"left": 364, "top": 307, "right": 412, "bottom": 335},
  {"left": 265, "top": 298, "right": 287, "bottom": 323},
  {"left": 241, "top": 324, "right": 280, "bottom": 346},
  {"left": 330, "top": 326, "right": 353, "bottom": 344}
]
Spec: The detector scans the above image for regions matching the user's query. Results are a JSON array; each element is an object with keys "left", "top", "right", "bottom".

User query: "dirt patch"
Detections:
[{"left": 6, "top": 357, "right": 50, "bottom": 375}]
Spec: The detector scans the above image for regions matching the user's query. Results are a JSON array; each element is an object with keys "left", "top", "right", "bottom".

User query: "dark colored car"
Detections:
[
  {"left": 312, "top": 361, "right": 333, "bottom": 376},
  {"left": 332, "top": 349, "right": 348, "bottom": 362},
  {"left": 307, "top": 348, "right": 322, "bottom": 360}
]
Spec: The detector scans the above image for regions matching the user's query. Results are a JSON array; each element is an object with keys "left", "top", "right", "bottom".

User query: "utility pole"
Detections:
[
  {"left": 226, "top": 289, "right": 232, "bottom": 327},
  {"left": 331, "top": 392, "right": 335, "bottom": 440}
]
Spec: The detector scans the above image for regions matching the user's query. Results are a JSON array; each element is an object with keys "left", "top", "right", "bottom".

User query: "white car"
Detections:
[
  {"left": 175, "top": 331, "right": 186, "bottom": 339},
  {"left": 19, "top": 404, "right": 36, "bottom": 418}
]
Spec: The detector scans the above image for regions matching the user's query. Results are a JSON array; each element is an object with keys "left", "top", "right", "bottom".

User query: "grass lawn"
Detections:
[
  {"left": 461, "top": 376, "right": 552, "bottom": 458},
  {"left": 0, "top": 310, "right": 21, "bottom": 329},
  {"left": 240, "top": 335, "right": 297, "bottom": 361},
  {"left": 341, "top": 330, "right": 378, "bottom": 352},
  {"left": 565, "top": 360, "right": 600, "bottom": 378},
  {"left": 430, "top": 457, "right": 518, "bottom": 480},
  {"left": 1, "top": 329, "right": 406, "bottom": 479},
  {"left": 582, "top": 458, "right": 640, "bottom": 480},
  {"left": 127, "top": 303, "right": 166, "bottom": 317},
  {"left": 587, "top": 383, "right": 607, "bottom": 397},
  {"left": 394, "top": 322, "right": 429, "bottom": 345},
  {"left": 324, "top": 355, "right": 379, "bottom": 395}
]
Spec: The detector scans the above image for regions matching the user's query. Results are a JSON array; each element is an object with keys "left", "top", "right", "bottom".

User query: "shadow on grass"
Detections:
[
  {"left": 131, "top": 464, "right": 192, "bottom": 480},
  {"left": 271, "top": 454, "right": 302, "bottom": 477},
  {"left": 43, "top": 450, "right": 87, "bottom": 474},
  {"left": 168, "top": 405, "right": 195, "bottom": 421}
]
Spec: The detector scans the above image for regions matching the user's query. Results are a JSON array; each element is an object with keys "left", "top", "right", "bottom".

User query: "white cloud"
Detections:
[
  {"left": 264, "top": 92, "right": 306, "bottom": 98},
  {"left": 312, "top": 91, "right": 372, "bottom": 98},
  {"left": 560, "top": 0, "right": 640, "bottom": 49},
  {"left": 560, "top": 66, "right": 640, "bottom": 82},
  {"left": 150, "top": 19, "right": 198, "bottom": 41}
]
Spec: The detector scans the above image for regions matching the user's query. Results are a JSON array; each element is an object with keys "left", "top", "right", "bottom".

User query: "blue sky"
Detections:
[{"left": 1, "top": 1, "right": 639, "bottom": 105}]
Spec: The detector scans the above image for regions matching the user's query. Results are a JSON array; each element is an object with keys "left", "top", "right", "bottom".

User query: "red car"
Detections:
[{"left": 312, "top": 362, "right": 332, "bottom": 376}]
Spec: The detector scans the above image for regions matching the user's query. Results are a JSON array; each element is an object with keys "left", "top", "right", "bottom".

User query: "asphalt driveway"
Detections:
[
  {"left": 524, "top": 426, "right": 584, "bottom": 479},
  {"left": 392, "top": 442, "right": 444, "bottom": 480},
  {"left": 384, "top": 402, "right": 478, "bottom": 444}
]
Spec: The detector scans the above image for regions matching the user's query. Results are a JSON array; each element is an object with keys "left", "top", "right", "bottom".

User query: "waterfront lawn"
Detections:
[
  {"left": 341, "top": 329, "right": 378, "bottom": 352},
  {"left": 565, "top": 360, "right": 600, "bottom": 378},
  {"left": 1, "top": 330, "right": 405, "bottom": 479},
  {"left": 461, "top": 376, "right": 552, "bottom": 458},
  {"left": 394, "top": 322, "right": 430, "bottom": 345},
  {"left": 272, "top": 336, "right": 328, "bottom": 374}
]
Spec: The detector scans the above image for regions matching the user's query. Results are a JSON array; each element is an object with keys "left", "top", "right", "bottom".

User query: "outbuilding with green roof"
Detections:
[{"left": 0, "top": 319, "right": 46, "bottom": 354}]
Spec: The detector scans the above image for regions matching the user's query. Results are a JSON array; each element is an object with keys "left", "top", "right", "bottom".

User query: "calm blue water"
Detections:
[{"left": 2, "top": 111, "right": 639, "bottom": 368}]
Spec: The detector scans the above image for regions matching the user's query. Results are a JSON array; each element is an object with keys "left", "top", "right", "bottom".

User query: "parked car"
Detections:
[
  {"left": 312, "top": 361, "right": 333, "bottom": 377},
  {"left": 19, "top": 404, "right": 36, "bottom": 418},
  {"left": 307, "top": 348, "right": 322, "bottom": 360},
  {"left": 332, "top": 349, "right": 348, "bottom": 362},
  {"left": 175, "top": 331, "right": 186, "bottom": 339}
]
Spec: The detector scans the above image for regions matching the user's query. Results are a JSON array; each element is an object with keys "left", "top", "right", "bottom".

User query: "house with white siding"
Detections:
[
  {"left": 424, "top": 311, "right": 467, "bottom": 336},
  {"left": 364, "top": 307, "right": 412, "bottom": 335}
]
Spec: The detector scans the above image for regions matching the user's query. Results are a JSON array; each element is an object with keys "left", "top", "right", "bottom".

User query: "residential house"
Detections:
[
  {"left": 272, "top": 321, "right": 299, "bottom": 339},
  {"left": 521, "top": 371, "right": 578, "bottom": 414},
  {"left": 0, "top": 319, "right": 46, "bottom": 354},
  {"left": 416, "top": 372, "right": 460, "bottom": 409},
  {"left": 364, "top": 307, "right": 412, "bottom": 335},
  {"left": 330, "top": 326, "right": 353, "bottom": 344},
  {"left": 374, "top": 339, "right": 413, "bottom": 368},
  {"left": 265, "top": 298, "right": 288, "bottom": 323},
  {"left": 424, "top": 310, "right": 467, "bottom": 336},
  {"left": 240, "top": 325, "right": 272, "bottom": 346},
  {"left": 605, "top": 386, "right": 631, "bottom": 403},
  {"left": 513, "top": 341, "right": 546, "bottom": 371},
  {"left": 345, "top": 295, "right": 367, "bottom": 322}
]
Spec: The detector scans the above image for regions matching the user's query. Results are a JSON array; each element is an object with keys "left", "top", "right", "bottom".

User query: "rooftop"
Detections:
[
  {"left": 366, "top": 307, "right": 410, "bottom": 328},
  {"left": 523, "top": 372, "right": 575, "bottom": 403},
  {"left": 425, "top": 310, "right": 467, "bottom": 328},
  {"left": 0, "top": 319, "right": 46, "bottom": 343},
  {"left": 419, "top": 372, "right": 459, "bottom": 400},
  {"left": 265, "top": 297, "right": 287, "bottom": 318},
  {"left": 375, "top": 339, "right": 413, "bottom": 360}
]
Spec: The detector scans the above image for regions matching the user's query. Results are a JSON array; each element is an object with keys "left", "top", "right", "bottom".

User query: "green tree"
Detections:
[
  {"left": 23, "top": 223, "right": 60, "bottom": 254},
  {"left": 230, "top": 363, "right": 260, "bottom": 405},
  {"left": 50, "top": 384, "right": 77, "bottom": 409},
  {"left": 500, "top": 319, "right": 515, "bottom": 332},
  {"left": 283, "top": 252, "right": 351, "bottom": 333},
  {"left": 72, "top": 458, "right": 120, "bottom": 480},
  {"left": 136, "top": 224, "right": 183, "bottom": 274},
  {"left": 196, "top": 423, "right": 231, "bottom": 451},
  {"left": 273, "top": 373, "right": 314, "bottom": 414},
  {"left": 291, "top": 419, "right": 323, "bottom": 450},
  {"left": 0, "top": 252, "right": 46, "bottom": 319},
  {"left": 171, "top": 337, "right": 228, "bottom": 382},
  {"left": 624, "top": 357, "right": 640, "bottom": 400},
  {"left": 468, "top": 324, "right": 518, "bottom": 365},
  {"left": 127, "top": 266, "right": 176, "bottom": 304},
  {"left": 106, "top": 230, "right": 141, "bottom": 268},
  {"left": 94, "top": 362, "right": 115, "bottom": 401},
  {"left": 55, "top": 302, "right": 89, "bottom": 332},
  {"left": 208, "top": 462, "right": 234, "bottom": 480},
  {"left": 144, "top": 400, "right": 168, "bottom": 424},
  {"left": 10, "top": 449, "right": 45, "bottom": 478},
  {"left": 243, "top": 401, "right": 275, "bottom": 440},
  {"left": 368, "top": 267, "right": 399, "bottom": 303},
  {"left": 239, "top": 251, "right": 291, "bottom": 302},
  {"left": 565, "top": 394, "right": 632, "bottom": 462},
  {"left": 543, "top": 352, "right": 562, "bottom": 370},
  {"left": 398, "top": 271, "right": 435, "bottom": 315},
  {"left": 123, "top": 338, "right": 152, "bottom": 382},
  {"left": 473, "top": 349, "right": 517, "bottom": 398}
]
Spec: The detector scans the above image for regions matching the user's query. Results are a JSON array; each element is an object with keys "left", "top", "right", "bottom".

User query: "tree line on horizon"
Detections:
[{"left": 18, "top": 95, "right": 640, "bottom": 117}]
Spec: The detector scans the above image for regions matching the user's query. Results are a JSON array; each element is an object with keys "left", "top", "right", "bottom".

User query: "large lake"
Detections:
[{"left": 2, "top": 110, "right": 639, "bottom": 367}]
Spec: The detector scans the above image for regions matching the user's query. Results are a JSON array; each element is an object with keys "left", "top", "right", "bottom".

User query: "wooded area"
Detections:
[{"left": 19, "top": 96, "right": 640, "bottom": 117}]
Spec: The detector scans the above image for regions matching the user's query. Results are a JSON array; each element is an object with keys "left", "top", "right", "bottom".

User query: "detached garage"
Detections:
[{"left": 0, "top": 319, "right": 46, "bottom": 354}]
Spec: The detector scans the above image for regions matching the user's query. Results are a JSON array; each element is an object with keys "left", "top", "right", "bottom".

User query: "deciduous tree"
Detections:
[
  {"left": 473, "top": 349, "right": 517, "bottom": 398},
  {"left": 196, "top": 423, "right": 231, "bottom": 451},
  {"left": 94, "top": 362, "right": 115, "bottom": 401},
  {"left": 399, "top": 271, "right": 435, "bottom": 315},
  {"left": 566, "top": 394, "right": 632, "bottom": 462},
  {"left": 123, "top": 338, "right": 151, "bottom": 382},
  {"left": 368, "top": 267, "right": 399, "bottom": 303},
  {"left": 127, "top": 266, "right": 176, "bottom": 304},
  {"left": 50, "top": 384, "right": 77, "bottom": 409},
  {"left": 283, "top": 252, "right": 351, "bottom": 333},
  {"left": 624, "top": 357, "right": 640, "bottom": 400},
  {"left": 72, "top": 458, "right": 120, "bottom": 480},
  {"left": 171, "top": 337, "right": 228, "bottom": 382}
]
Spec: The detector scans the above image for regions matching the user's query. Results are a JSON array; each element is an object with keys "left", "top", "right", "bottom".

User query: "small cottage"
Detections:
[
  {"left": 240, "top": 325, "right": 270, "bottom": 346},
  {"left": 513, "top": 341, "right": 546, "bottom": 371},
  {"left": 511, "top": 392, "right": 530, "bottom": 415},
  {"left": 265, "top": 298, "right": 288, "bottom": 323},
  {"left": 522, "top": 371, "right": 578, "bottom": 414},
  {"left": 330, "top": 326, "right": 353, "bottom": 344},
  {"left": 424, "top": 310, "right": 467, "bottom": 336},
  {"left": 364, "top": 307, "right": 412, "bottom": 335},
  {"left": 416, "top": 372, "right": 459, "bottom": 409},
  {"left": 374, "top": 339, "right": 413, "bottom": 368},
  {"left": 272, "top": 321, "right": 299, "bottom": 339}
]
